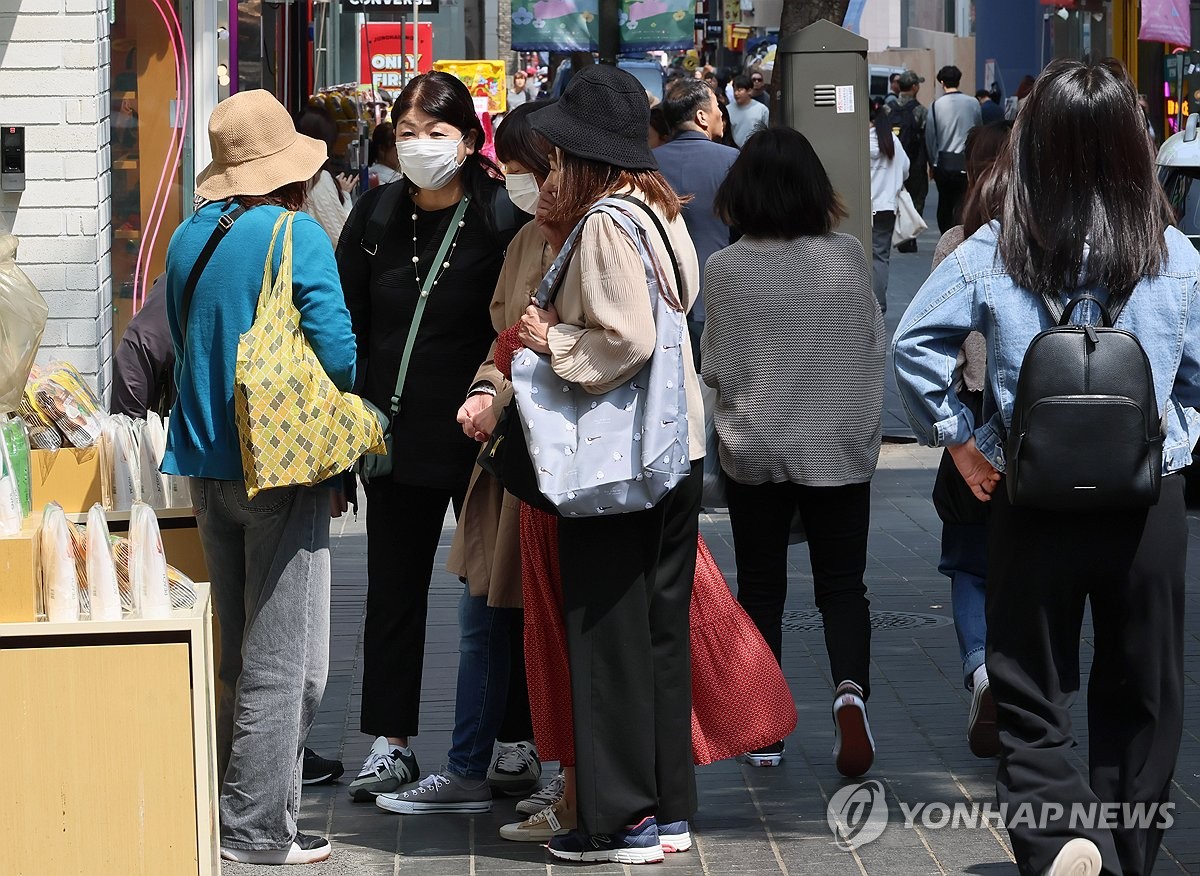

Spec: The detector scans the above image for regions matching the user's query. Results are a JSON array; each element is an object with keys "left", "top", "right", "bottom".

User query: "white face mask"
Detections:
[
  {"left": 505, "top": 172, "right": 541, "bottom": 214},
  {"left": 398, "top": 136, "right": 465, "bottom": 191}
]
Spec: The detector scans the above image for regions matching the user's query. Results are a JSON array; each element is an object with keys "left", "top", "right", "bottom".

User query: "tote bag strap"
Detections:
[
  {"left": 256, "top": 212, "right": 296, "bottom": 319},
  {"left": 608, "top": 194, "right": 683, "bottom": 303}
]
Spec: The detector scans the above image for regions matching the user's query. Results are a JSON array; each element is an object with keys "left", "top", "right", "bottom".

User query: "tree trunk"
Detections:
[{"left": 769, "top": 0, "right": 851, "bottom": 121}]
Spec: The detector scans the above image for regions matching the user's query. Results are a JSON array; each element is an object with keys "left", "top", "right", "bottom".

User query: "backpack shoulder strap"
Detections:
[{"left": 361, "top": 181, "right": 408, "bottom": 256}]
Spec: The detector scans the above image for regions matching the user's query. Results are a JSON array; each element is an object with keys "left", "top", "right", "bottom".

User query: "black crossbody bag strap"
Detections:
[
  {"left": 361, "top": 181, "right": 408, "bottom": 256},
  {"left": 181, "top": 204, "right": 248, "bottom": 341}
]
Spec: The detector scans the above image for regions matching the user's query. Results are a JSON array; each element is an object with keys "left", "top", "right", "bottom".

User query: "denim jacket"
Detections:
[{"left": 892, "top": 222, "right": 1200, "bottom": 475}]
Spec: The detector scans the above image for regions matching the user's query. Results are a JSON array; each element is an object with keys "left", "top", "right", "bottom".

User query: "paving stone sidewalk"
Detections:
[{"left": 222, "top": 203, "right": 1200, "bottom": 875}]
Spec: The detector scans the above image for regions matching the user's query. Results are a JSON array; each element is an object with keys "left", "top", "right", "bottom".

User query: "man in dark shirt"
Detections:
[
  {"left": 976, "top": 89, "right": 1004, "bottom": 123},
  {"left": 653, "top": 77, "right": 739, "bottom": 367},
  {"left": 111, "top": 274, "right": 175, "bottom": 419}
]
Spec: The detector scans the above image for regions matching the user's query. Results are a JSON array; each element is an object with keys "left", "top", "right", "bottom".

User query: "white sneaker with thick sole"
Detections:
[
  {"left": 348, "top": 737, "right": 419, "bottom": 802},
  {"left": 516, "top": 770, "right": 565, "bottom": 816},
  {"left": 220, "top": 833, "right": 331, "bottom": 865},
  {"left": 833, "top": 680, "right": 875, "bottom": 778},
  {"left": 1044, "top": 837, "right": 1102, "bottom": 876}
]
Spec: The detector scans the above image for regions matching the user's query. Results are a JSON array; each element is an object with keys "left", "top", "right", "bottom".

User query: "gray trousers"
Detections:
[
  {"left": 191, "top": 478, "right": 331, "bottom": 851},
  {"left": 871, "top": 210, "right": 896, "bottom": 315}
]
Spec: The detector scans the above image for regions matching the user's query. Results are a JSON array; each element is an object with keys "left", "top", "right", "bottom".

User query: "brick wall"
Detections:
[{"left": 0, "top": 0, "right": 112, "bottom": 399}]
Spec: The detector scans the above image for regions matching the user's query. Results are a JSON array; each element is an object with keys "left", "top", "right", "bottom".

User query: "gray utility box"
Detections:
[{"left": 778, "top": 20, "right": 870, "bottom": 266}]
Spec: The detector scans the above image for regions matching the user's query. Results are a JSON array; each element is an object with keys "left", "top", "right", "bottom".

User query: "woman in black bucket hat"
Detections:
[{"left": 516, "top": 64, "right": 707, "bottom": 864}]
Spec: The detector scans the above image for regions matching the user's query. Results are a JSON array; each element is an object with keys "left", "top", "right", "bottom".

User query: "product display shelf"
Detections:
[{"left": 0, "top": 584, "right": 219, "bottom": 875}]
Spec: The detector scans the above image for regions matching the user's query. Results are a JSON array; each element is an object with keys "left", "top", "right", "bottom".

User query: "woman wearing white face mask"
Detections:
[{"left": 335, "top": 72, "right": 529, "bottom": 804}]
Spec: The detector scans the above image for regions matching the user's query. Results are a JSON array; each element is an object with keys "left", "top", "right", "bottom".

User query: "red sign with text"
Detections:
[{"left": 360, "top": 23, "right": 433, "bottom": 89}]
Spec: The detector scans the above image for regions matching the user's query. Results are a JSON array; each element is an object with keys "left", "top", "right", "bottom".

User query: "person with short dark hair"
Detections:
[
  {"left": 703, "top": 126, "right": 884, "bottom": 778},
  {"left": 976, "top": 88, "right": 1004, "bottom": 123},
  {"left": 748, "top": 69, "right": 769, "bottom": 106},
  {"left": 886, "top": 72, "right": 901, "bottom": 107},
  {"left": 926, "top": 64, "right": 981, "bottom": 233},
  {"left": 368, "top": 121, "right": 401, "bottom": 186},
  {"left": 727, "top": 74, "right": 769, "bottom": 147},
  {"left": 889, "top": 69, "right": 929, "bottom": 252},
  {"left": 894, "top": 58, "right": 1200, "bottom": 876},
  {"left": 655, "top": 77, "right": 738, "bottom": 362}
]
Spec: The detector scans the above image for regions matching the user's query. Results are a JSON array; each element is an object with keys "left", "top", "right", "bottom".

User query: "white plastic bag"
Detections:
[
  {"left": 100, "top": 414, "right": 140, "bottom": 511},
  {"left": 85, "top": 504, "right": 122, "bottom": 621},
  {"left": 138, "top": 413, "right": 169, "bottom": 509},
  {"left": 39, "top": 502, "right": 80, "bottom": 622},
  {"left": 0, "top": 235, "right": 48, "bottom": 414},
  {"left": 162, "top": 415, "right": 191, "bottom": 509},
  {"left": 130, "top": 502, "right": 171, "bottom": 619}
]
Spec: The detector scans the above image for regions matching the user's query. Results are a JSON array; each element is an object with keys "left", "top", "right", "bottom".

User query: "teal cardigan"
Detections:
[{"left": 161, "top": 202, "right": 357, "bottom": 481}]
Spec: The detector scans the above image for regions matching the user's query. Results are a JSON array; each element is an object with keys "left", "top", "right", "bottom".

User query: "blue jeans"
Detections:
[
  {"left": 939, "top": 522, "right": 988, "bottom": 689},
  {"left": 447, "top": 585, "right": 519, "bottom": 780},
  {"left": 191, "top": 479, "right": 330, "bottom": 850}
]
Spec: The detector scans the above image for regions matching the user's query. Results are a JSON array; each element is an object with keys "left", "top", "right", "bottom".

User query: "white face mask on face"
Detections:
[
  {"left": 398, "top": 136, "right": 465, "bottom": 191},
  {"left": 505, "top": 172, "right": 541, "bottom": 214}
]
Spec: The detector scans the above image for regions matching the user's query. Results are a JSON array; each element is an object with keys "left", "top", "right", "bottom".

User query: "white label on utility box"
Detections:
[{"left": 835, "top": 85, "right": 855, "bottom": 114}]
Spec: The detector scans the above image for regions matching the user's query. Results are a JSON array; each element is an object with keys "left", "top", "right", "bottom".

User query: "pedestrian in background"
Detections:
[
  {"left": 925, "top": 65, "right": 981, "bottom": 233},
  {"left": 894, "top": 57, "right": 1200, "bottom": 876},
  {"left": 976, "top": 89, "right": 1004, "bottom": 123},
  {"left": 508, "top": 69, "right": 535, "bottom": 109},
  {"left": 295, "top": 104, "right": 356, "bottom": 245},
  {"left": 368, "top": 121, "right": 401, "bottom": 186},
  {"left": 727, "top": 74, "right": 770, "bottom": 148},
  {"left": 163, "top": 89, "right": 357, "bottom": 866},
  {"left": 868, "top": 96, "right": 909, "bottom": 315},
  {"left": 889, "top": 70, "right": 928, "bottom": 252},
  {"left": 702, "top": 126, "right": 884, "bottom": 778}
]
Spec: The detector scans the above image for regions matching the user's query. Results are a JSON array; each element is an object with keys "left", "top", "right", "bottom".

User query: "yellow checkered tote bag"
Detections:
[{"left": 235, "top": 212, "right": 385, "bottom": 498}]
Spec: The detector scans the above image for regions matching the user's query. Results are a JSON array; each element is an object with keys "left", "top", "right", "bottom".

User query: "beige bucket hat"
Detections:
[{"left": 195, "top": 89, "right": 329, "bottom": 201}]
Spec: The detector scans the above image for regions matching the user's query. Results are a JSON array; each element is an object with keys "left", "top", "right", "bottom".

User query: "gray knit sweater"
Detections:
[{"left": 700, "top": 234, "right": 885, "bottom": 486}]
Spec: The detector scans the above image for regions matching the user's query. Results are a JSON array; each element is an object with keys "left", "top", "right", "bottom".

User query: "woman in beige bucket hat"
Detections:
[{"left": 161, "top": 88, "right": 358, "bottom": 866}]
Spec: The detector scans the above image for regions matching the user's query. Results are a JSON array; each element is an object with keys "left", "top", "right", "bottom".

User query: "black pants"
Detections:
[
  {"left": 987, "top": 475, "right": 1185, "bottom": 876},
  {"left": 557, "top": 463, "right": 702, "bottom": 836},
  {"left": 725, "top": 478, "right": 872, "bottom": 698},
  {"left": 361, "top": 478, "right": 465, "bottom": 738},
  {"left": 497, "top": 609, "right": 535, "bottom": 743},
  {"left": 904, "top": 162, "right": 928, "bottom": 217},
  {"left": 933, "top": 166, "right": 969, "bottom": 233}
]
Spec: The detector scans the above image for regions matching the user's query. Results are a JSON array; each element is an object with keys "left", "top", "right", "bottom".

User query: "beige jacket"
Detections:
[
  {"left": 446, "top": 221, "right": 554, "bottom": 608},
  {"left": 546, "top": 193, "right": 705, "bottom": 460}
]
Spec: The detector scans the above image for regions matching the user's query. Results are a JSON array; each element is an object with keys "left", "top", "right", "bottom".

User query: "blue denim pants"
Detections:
[
  {"left": 938, "top": 522, "right": 988, "bottom": 688},
  {"left": 447, "top": 584, "right": 520, "bottom": 779},
  {"left": 191, "top": 479, "right": 331, "bottom": 850}
]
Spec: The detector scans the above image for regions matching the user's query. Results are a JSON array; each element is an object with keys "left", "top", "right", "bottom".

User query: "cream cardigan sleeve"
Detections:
[{"left": 545, "top": 213, "right": 657, "bottom": 394}]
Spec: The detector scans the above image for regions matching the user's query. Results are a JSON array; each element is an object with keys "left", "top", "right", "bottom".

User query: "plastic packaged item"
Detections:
[
  {"left": 1, "top": 416, "right": 31, "bottom": 517},
  {"left": 0, "top": 234, "right": 49, "bottom": 414},
  {"left": 67, "top": 521, "right": 90, "bottom": 616},
  {"left": 110, "top": 536, "right": 196, "bottom": 611},
  {"left": 0, "top": 431, "right": 19, "bottom": 536},
  {"left": 100, "top": 414, "right": 140, "bottom": 511},
  {"left": 162, "top": 415, "right": 191, "bottom": 509},
  {"left": 85, "top": 504, "right": 122, "bottom": 621},
  {"left": 138, "top": 412, "right": 168, "bottom": 509},
  {"left": 129, "top": 502, "right": 171, "bottom": 619},
  {"left": 29, "top": 362, "right": 103, "bottom": 448},
  {"left": 39, "top": 502, "right": 80, "bottom": 622}
]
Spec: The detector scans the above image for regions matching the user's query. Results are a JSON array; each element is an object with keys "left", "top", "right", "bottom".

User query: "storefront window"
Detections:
[{"left": 109, "top": 0, "right": 194, "bottom": 352}]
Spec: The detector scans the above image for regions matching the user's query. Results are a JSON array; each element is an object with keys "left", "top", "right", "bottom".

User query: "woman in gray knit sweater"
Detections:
[{"left": 701, "top": 127, "right": 885, "bottom": 777}]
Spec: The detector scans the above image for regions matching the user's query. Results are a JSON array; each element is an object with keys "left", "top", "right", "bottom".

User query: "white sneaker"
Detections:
[
  {"left": 220, "top": 833, "right": 331, "bottom": 864},
  {"left": 488, "top": 740, "right": 542, "bottom": 796},
  {"left": 516, "top": 770, "right": 565, "bottom": 816},
  {"left": 348, "top": 737, "right": 420, "bottom": 802},
  {"left": 1044, "top": 837, "right": 1102, "bottom": 876},
  {"left": 499, "top": 798, "right": 576, "bottom": 841},
  {"left": 832, "top": 680, "right": 875, "bottom": 778}
]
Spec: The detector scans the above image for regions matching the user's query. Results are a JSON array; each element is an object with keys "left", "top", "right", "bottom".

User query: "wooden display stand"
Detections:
[{"left": 0, "top": 586, "right": 219, "bottom": 876}]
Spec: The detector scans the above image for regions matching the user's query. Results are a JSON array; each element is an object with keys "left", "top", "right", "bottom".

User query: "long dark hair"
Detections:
[
  {"left": 997, "top": 58, "right": 1173, "bottom": 298},
  {"left": 714, "top": 126, "right": 846, "bottom": 238},
  {"left": 392, "top": 71, "right": 503, "bottom": 228},
  {"left": 869, "top": 97, "right": 894, "bottom": 160},
  {"left": 959, "top": 119, "right": 1013, "bottom": 237},
  {"left": 296, "top": 104, "right": 344, "bottom": 203},
  {"left": 546, "top": 154, "right": 683, "bottom": 226}
]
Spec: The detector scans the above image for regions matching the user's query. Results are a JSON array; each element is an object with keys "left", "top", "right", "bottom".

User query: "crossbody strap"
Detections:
[
  {"left": 361, "top": 180, "right": 408, "bottom": 256},
  {"left": 181, "top": 203, "right": 248, "bottom": 340},
  {"left": 387, "top": 195, "right": 472, "bottom": 418}
]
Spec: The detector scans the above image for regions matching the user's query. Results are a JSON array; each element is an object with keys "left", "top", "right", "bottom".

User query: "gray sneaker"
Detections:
[
  {"left": 516, "top": 770, "right": 565, "bottom": 816},
  {"left": 488, "top": 741, "right": 542, "bottom": 796},
  {"left": 375, "top": 772, "right": 493, "bottom": 814},
  {"left": 348, "top": 737, "right": 420, "bottom": 802}
]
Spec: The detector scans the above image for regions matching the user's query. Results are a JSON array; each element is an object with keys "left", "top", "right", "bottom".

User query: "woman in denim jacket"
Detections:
[{"left": 893, "top": 58, "right": 1200, "bottom": 876}]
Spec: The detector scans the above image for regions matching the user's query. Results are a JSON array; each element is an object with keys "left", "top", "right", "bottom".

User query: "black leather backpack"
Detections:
[{"left": 1006, "top": 291, "right": 1163, "bottom": 510}]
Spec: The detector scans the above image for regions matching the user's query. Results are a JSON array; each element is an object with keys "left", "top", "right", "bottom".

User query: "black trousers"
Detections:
[
  {"left": 497, "top": 609, "right": 535, "bottom": 743},
  {"left": 725, "top": 478, "right": 872, "bottom": 698},
  {"left": 904, "top": 162, "right": 928, "bottom": 217},
  {"left": 933, "top": 166, "right": 969, "bottom": 233},
  {"left": 987, "top": 475, "right": 1185, "bottom": 876},
  {"left": 360, "top": 478, "right": 465, "bottom": 738},
  {"left": 557, "top": 463, "right": 702, "bottom": 836}
]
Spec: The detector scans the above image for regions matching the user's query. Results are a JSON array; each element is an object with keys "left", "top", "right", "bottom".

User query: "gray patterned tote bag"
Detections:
[{"left": 509, "top": 197, "right": 690, "bottom": 517}]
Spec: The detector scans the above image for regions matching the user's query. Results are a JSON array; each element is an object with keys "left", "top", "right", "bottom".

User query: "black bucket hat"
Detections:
[{"left": 529, "top": 64, "right": 657, "bottom": 171}]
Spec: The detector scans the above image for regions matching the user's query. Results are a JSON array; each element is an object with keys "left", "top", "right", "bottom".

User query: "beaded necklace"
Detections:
[{"left": 411, "top": 201, "right": 468, "bottom": 293}]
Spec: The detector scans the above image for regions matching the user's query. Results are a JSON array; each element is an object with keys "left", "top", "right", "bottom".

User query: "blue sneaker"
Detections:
[
  {"left": 546, "top": 815, "right": 664, "bottom": 864},
  {"left": 659, "top": 820, "right": 691, "bottom": 853}
]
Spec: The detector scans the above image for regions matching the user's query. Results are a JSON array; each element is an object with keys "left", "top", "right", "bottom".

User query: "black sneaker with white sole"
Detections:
[
  {"left": 302, "top": 748, "right": 345, "bottom": 785},
  {"left": 220, "top": 832, "right": 332, "bottom": 865}
]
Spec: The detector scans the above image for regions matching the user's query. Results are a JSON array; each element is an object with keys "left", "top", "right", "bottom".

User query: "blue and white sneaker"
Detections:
[
  {"left": 546, "top": 815, "right": 664, "bottom": 864},
  {"left": 659, "top": 820, "right": 692, "bottom": 853}
]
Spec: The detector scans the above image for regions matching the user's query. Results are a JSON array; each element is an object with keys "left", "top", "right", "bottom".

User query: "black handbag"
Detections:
[{"left": 477, "top": 401, "right": 560, "bottom": 516}]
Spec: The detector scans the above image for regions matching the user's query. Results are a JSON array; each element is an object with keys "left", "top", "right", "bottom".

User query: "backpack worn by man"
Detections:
[
  {"left": 1006, "top": 292, "right": 1162, "bottom": 510},
  {"left": 889, "top": 99, "right": 927, "bottom": 169}
]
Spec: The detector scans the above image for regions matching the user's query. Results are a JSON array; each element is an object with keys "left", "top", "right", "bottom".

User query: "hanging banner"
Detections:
[
  {"left": 342, "top": 0, "right": 439, "bottom": 12},
  {"left": 1140, "top": 0, "right": 1191, "bottom": 47},
  {"left": 434, "top": 60, "right": 508, "bottom": 114},
  {"left": 510, "top": 0, "right": 693, "bottom": 51},
  {"left": 360, "top": 23, "right": 434, "bottom": 89}
]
